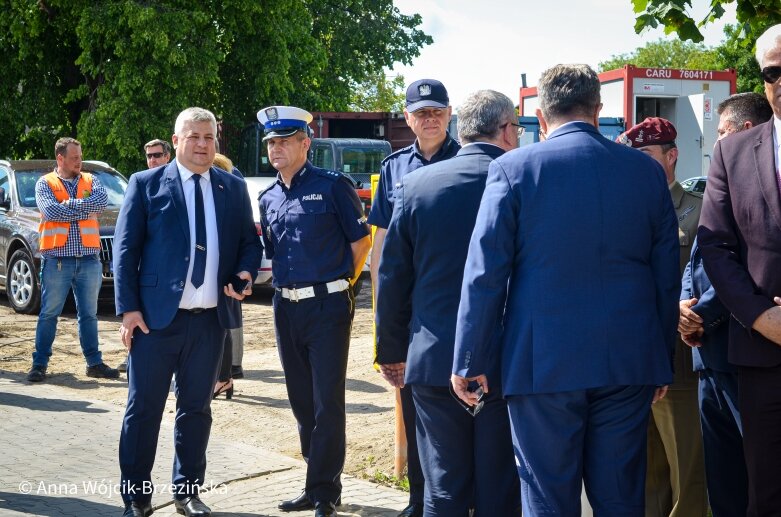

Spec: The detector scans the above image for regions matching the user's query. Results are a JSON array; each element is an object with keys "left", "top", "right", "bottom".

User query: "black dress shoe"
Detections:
[
  {"left": 174, "top": 495, "right": 211, "bottom": 516},
  {"left": 398, "top": 503, "right": 423, "bottom": 517},
  {"left": 231, "top": 365, "right": 244, "bottom": 379},
  {"left": 314, "top": 501, "right": 337, "bottom": 517},
  {"left": 122, "top": 501, "right": 153, "bottom": 517},
  {"left": 279, "top": 490, "right": 313, "bottom": 511}
]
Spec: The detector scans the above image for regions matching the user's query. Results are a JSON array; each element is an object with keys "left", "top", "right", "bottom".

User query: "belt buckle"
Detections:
[{"left": 288, "top": 288, "right": 299, "bottom": 302}]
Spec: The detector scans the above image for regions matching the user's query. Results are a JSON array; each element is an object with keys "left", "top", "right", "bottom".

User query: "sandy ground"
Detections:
[{"left": 0, "top": 282, "right": 400, "bottom": 486}]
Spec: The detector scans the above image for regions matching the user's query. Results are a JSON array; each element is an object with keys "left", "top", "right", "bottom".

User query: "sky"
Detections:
[{"left": 391, "top": 0, "right": 739, "bottom": 110}]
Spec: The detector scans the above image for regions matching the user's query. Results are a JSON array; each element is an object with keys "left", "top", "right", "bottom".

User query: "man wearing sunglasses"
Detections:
[
  {"left": 698, "top": 24, "right": 781, "bottom": 515},
  {"left": 144, "top": 139, "right": 172, "bottom": 169}
]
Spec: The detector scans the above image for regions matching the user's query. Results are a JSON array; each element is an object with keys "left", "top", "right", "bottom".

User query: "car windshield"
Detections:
[{"left": 14, "top": 169, "right": 127, "bottom": 208}]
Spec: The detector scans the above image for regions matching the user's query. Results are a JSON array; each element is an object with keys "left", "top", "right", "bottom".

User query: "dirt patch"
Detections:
[{"left": 0, "top": 284, "right": 400, "bottom": 485}]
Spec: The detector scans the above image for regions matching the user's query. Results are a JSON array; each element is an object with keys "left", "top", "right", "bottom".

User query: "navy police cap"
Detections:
[
  {"left": 257, "top": 106, "right": 313, "bottom": 141},
  {"left": 405, "top": 79, "right": 449, "bottom": 112}
]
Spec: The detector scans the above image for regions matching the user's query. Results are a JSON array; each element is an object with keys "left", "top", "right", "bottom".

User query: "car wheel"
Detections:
[{"left": 7, "top": 248, "right": 40, "bottom": 314}]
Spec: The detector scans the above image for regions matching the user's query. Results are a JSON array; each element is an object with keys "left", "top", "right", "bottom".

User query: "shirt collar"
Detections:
[
  {"left": 178, "top": 161, "right": 211, "bottom": 184},
  {"left": 773, "top": 115, "right": 781, "bottom": 147},
  {"left": 413, "top": 132, "right": 455, "bottom": 162}
]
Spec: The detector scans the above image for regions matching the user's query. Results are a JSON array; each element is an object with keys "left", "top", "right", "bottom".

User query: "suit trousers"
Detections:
[
  {"left": 699, "top": 369, "right": 747, "bottom": 517},
  {"left": 273, "top": 290, "right": 353, "bottom": 505},
  {"left": 507, "top": 385, "right": 655, "bottom": 517},
  {"left": 645, "top": 386, "right": 708, "bottom": 517},
  {"left": 411, "top": 384, "right": 521, "bottom": 517},
  {"left": 739, "top": 364, "right": 781, "bottom": 517},
  {"left": 119, "top": 309, "right": 224, "bottom": 505},
  {"left": 401, "top": 383, "right": 425, "bottom": 505}
]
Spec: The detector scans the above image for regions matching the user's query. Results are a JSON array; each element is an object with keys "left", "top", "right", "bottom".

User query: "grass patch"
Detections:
[{"left": 357, "top": 455, "right": 410, "bottom": 492}]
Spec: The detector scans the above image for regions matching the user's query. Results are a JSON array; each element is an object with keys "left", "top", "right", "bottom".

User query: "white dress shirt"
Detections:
[
  {"left": 178, "top": 163, "right": 220, "bottom": 309},
  {"left": 774, "top": 115, "right": 781, "bottom": 180}
]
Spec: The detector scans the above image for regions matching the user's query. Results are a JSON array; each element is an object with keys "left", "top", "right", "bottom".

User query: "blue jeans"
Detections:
[{"left": 33, "top": 255, "right": 103, "bottom": 367}]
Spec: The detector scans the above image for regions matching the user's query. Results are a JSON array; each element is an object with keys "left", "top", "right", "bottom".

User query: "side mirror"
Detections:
[{"left": 0, "top": 188, "right": 9, "bottom": 209}]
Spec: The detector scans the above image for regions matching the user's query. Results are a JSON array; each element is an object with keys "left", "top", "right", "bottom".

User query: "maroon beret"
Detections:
[{"left": 617, "top": 117, "right": 677, "bottom": 148}]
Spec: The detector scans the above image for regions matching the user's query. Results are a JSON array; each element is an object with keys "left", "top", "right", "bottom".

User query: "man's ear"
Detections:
[
  {"left": 743, "top": 120, "right": 754, "bottom": 130},
  {"left": 535, "top": 108, "right": 547, "bottom": 135}
]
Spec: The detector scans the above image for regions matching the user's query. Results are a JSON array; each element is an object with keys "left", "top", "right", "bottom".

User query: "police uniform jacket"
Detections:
[
  {"left": 368, "top": 134, "right": 460, "bottom": 229},
  {"left": 258, "top": 161, "right": 369, "bottom": 288}
]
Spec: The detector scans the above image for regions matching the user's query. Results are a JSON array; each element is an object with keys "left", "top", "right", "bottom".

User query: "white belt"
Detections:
[{"left": 280, "top": 279, "right": 350, "bottom": 302}]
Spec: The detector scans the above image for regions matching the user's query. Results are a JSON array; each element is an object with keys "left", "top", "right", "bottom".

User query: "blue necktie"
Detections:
[{"left": 191, "top": 174, "right": 206, "bottom": 288}]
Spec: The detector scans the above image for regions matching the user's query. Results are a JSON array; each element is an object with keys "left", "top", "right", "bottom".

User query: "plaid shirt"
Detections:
[{"left": 35, "top": 171, "right": 108, "bottom": 258}]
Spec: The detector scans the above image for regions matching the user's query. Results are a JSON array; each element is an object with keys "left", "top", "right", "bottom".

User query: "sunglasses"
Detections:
[
  {"left": 449, "top": 383, "right": 486, "bottom": 417},
  {"left": 146, "top": 152, "right": 165, "bottom": 159},
  {"left": 761, "top": 66, "right": 781, "bottom": 84}
]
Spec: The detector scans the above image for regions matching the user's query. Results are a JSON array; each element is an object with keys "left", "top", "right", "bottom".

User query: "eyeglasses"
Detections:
[
  {"left": 411, "top": 108, "right": 446, "bottom": 119},
  {"left": 761, "top": 66, "right": 781, "bottom": 84},
  {"left": 503, "top": 122, "right": 526, "bottom": 138},
  {"left": 146, "top": 152, "right": 165, "bottom": 159}
]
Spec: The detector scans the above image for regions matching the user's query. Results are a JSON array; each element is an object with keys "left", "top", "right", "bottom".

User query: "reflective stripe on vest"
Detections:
[{"left": 38, "top": 171, "right": 101, "bottom": 250}]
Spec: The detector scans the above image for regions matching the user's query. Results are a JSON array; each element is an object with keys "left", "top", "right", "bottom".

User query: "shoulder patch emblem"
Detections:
[{"left": 678, "top": 205, "right": 696, "bottom": 222}]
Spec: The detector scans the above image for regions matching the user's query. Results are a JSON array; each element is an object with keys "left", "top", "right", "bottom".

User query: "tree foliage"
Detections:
[
  {"left": 0, "top": 0, "right": 430, "bottom": 173},
  {"left": 598, "top": 38, "right": 720, "bottom": 71},
  {"left": 631, "top": 0, "right": 781, "bottom": 42},
  {"left": 349, "top": 73, "right": 406, "bottom": 112},
  {"left": 715, "top": 20, "right": 778, "bottom": 93}
]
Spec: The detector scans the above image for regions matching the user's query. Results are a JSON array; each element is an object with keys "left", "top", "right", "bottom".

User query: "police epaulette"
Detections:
[
  {"left": 381, "top": 144, "right": 415, "bottom": 164},
  {"left": 257, "top": 182, "right": 277, "bottom": 200},
  {"left": 313, "top": 167, "right": 343, "bottom": 182}
]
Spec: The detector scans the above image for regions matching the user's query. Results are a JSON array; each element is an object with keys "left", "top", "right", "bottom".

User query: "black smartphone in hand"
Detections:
[{"left": 229, "top": 275, "right": 252, "bottom": 293}]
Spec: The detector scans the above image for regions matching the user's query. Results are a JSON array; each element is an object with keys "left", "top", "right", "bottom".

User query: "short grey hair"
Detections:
[
  {"left": 174, "top": 107, "right": 217, "bottom": 136},
  {"left": 755, "top": 24, "right": 781, "bottom": 65},
  {"left": 538, "top": 64, "right": 601, "bottom": 123},
  {"left": 457, "top": 90, "right": 516, "bottom": 143}
]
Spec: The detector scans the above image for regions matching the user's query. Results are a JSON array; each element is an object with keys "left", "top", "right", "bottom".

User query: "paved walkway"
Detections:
[{"left": 0, "top": 375, "right": 408, "bottom": 516}]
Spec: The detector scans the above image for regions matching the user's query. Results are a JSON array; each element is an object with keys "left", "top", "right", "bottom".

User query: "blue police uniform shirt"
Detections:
[
  {"left": 259, "top": 161, "right": 369, "bottom": 288},
  {"left": 367, "top": 133, "right": 460, "bottom": 229}
]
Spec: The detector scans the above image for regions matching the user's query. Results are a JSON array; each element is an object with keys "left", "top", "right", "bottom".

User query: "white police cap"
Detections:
[{"left": 257, "top": 106, "right": 313, "bottom": 141}]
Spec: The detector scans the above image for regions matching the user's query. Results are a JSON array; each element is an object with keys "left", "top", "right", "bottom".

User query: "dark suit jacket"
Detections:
[
  {"left": 452, "top": 122, "right": 680, "bottom": 395},
  {"left": 376, "top": 143, "right": 505, "bottom": 387},
  {"left": 698, "top": 119, "right": 781, "bottom": 367},
  {"left": 681, "top": 238, "right": 732, "bottom": 372},
  {"left": 113, "top": 160, "right": 262, "bottom": 330}
]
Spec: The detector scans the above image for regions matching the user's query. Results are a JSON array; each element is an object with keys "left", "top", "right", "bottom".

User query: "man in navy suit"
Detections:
[
  {"left": 698, "top": 24, "right": 781, "bottom": 515},
  {"left": 451, "top": 64, "right": 680, "bottom": 516},
  {"left": 376, "top": 90, "right": 522, "bottom": 516},
  {"left": 114, "top": 107, "right": 262, "bottom": 517},
  {"left": 678, "top": 93, "right": 771, "bottom": 517}
]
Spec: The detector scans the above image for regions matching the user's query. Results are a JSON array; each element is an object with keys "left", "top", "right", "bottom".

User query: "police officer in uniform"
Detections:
[
  {"left": 258, "top": 106, "right": 372, "bottom": 517},
  {"left": 368, "top": 79, "right": 460, "bottom": 517},
  {"left": 618, "top": 117, "right": 708, "bottom": 517}
]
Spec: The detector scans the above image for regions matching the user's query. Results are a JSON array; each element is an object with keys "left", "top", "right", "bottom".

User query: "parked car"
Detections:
[
  {"left": 680, "top": 176, "right": 707, "bottom": 194},
  {"left": 0, "top": 160, "right": 127, "bottom": 314}
]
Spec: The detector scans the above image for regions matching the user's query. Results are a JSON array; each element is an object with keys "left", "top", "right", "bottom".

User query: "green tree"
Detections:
[
  {"left": 715, "top": 20, "right": 778, "bottom": 92},
  {"left": 631, "top": 0, "right": 781, "bottom": 42},
  {"left": 0, "top": 0, "right": 430, "bottom": 173},
  {"left": 349, "top": 72, "right": 406, "bottom": 112},
  {"left": 598, "top": 38, "right": 720, "bottom": 71}
]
